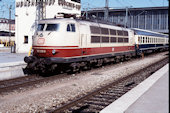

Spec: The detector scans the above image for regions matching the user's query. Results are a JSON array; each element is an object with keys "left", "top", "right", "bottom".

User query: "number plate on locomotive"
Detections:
[{"left": 37, "top": 50, "right": 46, "bottom": 53}]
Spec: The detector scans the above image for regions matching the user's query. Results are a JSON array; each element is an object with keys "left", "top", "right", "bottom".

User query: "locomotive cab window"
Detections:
[
  {"left": 46, "top": 24, "right": 59, "bottom": 31},
  {"left": 67, "top": 24, "right": 76, "bottom": 32}
]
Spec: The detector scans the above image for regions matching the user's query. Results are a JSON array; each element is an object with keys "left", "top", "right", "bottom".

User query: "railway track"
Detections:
[
  {"left": 47, "top": 57, "right": 168, "bottom": 113},
  {"left": 0, "top": 73, "right": 68, "bottom": 95},
  {"left": 0, "top": 52, "right": 168, "bottom": 96}
]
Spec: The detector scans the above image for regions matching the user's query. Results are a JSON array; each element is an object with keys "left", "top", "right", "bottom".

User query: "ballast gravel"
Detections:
[{"left": 0, "top": 52, "right": 168, "bottom": 112}]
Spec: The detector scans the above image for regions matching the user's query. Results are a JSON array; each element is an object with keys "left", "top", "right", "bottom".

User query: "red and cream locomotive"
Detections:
[{"left": 24, "top": 17, "right": 168, "bottom": 74}]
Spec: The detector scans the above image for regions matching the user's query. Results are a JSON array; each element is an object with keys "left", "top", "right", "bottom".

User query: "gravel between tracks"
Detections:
[{"left": 0, "top": 52, "right": 168, "bottom": 112}]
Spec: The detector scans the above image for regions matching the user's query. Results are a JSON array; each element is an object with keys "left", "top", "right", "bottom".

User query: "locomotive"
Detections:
[{"left": 24, "top": 17, "right": 169, "bottom": 74}]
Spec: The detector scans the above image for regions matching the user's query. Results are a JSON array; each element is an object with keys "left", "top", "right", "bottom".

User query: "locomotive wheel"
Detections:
[{"left": 67, "top": 63, "right": 80, "bottom": 74}]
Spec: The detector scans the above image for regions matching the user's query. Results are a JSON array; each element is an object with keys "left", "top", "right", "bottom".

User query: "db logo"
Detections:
[{"left": 37, "top": 38, "right": 45, "bottom": 44}]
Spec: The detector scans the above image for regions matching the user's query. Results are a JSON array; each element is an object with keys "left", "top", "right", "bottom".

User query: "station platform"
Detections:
[
  {"left": 0, "top": 47, "right": 27, "bottom": 81},
  {"left": 100, "top": 63, "right": 169, "bottom": 113}
]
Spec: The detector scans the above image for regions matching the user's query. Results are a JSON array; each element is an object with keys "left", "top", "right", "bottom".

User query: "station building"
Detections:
[
  {"left": 0, "top": 18, "right": 15, "bottom": 44},
  {"left": 84, "top": 6, "right": 168, "bottom": 34},
  {"left": 15, "top": 0, "right": 81, "bottom": 53}
]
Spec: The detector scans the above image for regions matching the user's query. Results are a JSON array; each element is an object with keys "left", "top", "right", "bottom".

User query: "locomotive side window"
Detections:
[
  {"left": 90, "top": 26, "right": 100, "bottom": 34},
  {"left": 91, "top": 36, "right": 100, "bottom": 43},
  {"left": 101, "top": 28, "right": 109, "bottom": 35},
  {"left": 46, "top": 24, "right": 59, "bottom": 31},
  {"left": 117, "top": 30, "right": 123, "bottom": 36},
  {"left": 110, "top": 37, "right": 117, "bottom": 43},
  {"left": 124, "top": 31, "right": 128, "bottom": 36},
  {"left": 67, "top": 24, "right": 76, "bottom": 32},
  {"left": 67, "top": 24, "right": 71, "bottom": 31},
  {"left": 71, "top": 24, "right": 76, "bottom": 32},
  {"left": 124, "top": 38, "right": 129, "bottom": 43},
  {"left": 110, "top": 29, "right": 116, "bottom": 35},
  {"left": 102, "top": 37, "right": 109, "bottom": 43},
  {"left": 118, "top": 38, "right": 123, "bottom": 42},
  {"left": 37, "top": 24, "right": 45, "bottom": 31}
]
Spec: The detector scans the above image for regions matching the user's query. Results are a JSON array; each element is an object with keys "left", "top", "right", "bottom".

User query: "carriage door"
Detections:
[{"left": 79, "top": 25, "right": 88, "bottom": 55}]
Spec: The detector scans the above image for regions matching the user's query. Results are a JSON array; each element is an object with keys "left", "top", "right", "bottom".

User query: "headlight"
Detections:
[{"left": 52, "top": 49, "right": 56, "bottom": 55}]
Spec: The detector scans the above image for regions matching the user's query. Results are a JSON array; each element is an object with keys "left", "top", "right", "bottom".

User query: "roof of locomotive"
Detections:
[
  {"left": 39, "top": 18, "right": 131, "bottom": 31},
  {"left": 132, "top": 28, "right": 168, "bottom": 38}
]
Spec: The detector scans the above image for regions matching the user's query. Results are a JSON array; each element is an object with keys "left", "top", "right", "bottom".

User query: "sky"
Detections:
[{"left": 0, "top": 0, "right": 169, "bottom": 19}]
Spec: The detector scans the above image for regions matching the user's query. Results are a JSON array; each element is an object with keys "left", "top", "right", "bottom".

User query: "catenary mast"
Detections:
[{"left": 104, "top": 0, "right": 109, "bottom": 21}]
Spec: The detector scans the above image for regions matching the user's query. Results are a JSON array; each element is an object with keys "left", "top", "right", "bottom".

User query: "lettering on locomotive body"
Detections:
[{"left": 16, "top": 0, "right": 81, "bottom": 10}]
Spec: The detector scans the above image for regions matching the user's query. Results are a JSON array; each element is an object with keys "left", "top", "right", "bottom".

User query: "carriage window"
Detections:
[
  {"left": 37, "top": 24, "right": 45, "bottom": 31},
  {"left": 46, "top": 24, "right": 59, "bottom": 31},
  {"left": 91, "top": 36, "right": 100, "bottom": 43}
]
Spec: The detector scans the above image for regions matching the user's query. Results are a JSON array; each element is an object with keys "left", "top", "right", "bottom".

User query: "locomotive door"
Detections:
[
  {"left": 80, "top": 34, "right": 88, "bottom": 55},
  {"left": 79, "top": 24, "right": 89, "bottom": 56}
]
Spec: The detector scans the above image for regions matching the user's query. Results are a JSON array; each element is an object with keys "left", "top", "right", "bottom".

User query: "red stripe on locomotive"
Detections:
[{"left": 33, "top": 46, "right": 135, "bottom": 58}]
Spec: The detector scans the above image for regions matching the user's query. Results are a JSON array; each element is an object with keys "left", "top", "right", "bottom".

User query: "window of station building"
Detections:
[
  {"left": 110, "top": 37, "right": 117, "bottom": 43},
  {"left": 91, "top": 36, "right": 100, "bottom": 43},
  {"left": 71, "top": 0, "right": 80, "bottom": 3},
  {"left": 67, "top": 24, "right": 76, "bottom": 32},
  {"left": 118, "top": 38, "right": 123, "bottom": 43},
  {"left": 117, "top": 30, "right": 123, "bottom": 36},
  {"left": 101, "top": 28, "right": 109, "bottom": 35},
  {"left": 102, "top": 37, "right": 109, "bottom": 43},
  {"left": 123, "top": 31, "right": 128, "bottom": 36},
  {"left": 24, "top": 36, "right": 28, "bottom": 44},
  {"left": 46, "top": 24, "right": 59, "bottom": 31},
  {"left": 90, "top": 26, "right": 100, "bottom": 34},
  {"left": 110, "top": 29, "right": 116, "bottom": 35}
]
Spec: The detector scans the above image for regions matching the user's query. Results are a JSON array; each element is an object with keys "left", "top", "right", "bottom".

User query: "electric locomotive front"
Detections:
[{"left": 24, "top": 18, "right": 82, "bottom": 74}]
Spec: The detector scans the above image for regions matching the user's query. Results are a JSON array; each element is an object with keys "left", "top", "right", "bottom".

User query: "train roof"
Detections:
[
  {"left": 132, "top": 28, "right": 168, "bottom": 38},
  {"left": 39, "top": 18, "right": 132, "bottom": 32}
]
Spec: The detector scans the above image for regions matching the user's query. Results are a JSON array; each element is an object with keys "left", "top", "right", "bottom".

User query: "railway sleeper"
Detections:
[
  {"left": 82, "top": 102, "right": 107, "bottom": 110},
  {"left": 83, "top": 106, "right": 105, "bottom": 113},
  {"left": 93, "top": 95, "right": 115, "bottom": 101},
  {"left": 90, "top": 97, "right": 114, "bottom": 103},
  {"left": 84, "top": 100, "right": 110, "bottom": 106}
]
